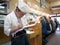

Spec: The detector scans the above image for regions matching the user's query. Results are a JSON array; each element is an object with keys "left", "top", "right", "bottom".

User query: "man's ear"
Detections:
[{"left": 16, "top": 8, "right": 18, "bottom": 12}]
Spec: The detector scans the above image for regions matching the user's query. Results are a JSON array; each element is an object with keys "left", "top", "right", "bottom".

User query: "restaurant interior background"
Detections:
[{"left": 0, "top": 0, "right": 60, "bottom": 45}]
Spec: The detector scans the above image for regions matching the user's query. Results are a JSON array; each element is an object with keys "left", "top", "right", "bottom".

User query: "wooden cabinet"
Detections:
[{"left": 0, "top": 27, "right": 11, "bottom": 44}]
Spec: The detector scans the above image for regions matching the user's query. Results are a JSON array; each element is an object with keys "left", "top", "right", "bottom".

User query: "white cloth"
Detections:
[
  {"left": 49, "top": 24, "right": 52, "bottom": 31},
  {"left": 18, "top": 0, "right": 30, "bottom": 13},
  {"left": 4, "top": 11, "right": 36, "bottom": 37}
]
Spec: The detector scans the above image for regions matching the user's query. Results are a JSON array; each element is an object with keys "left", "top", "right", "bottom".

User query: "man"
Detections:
[
  {"left": 40, "top": 16, "right": 49, "bottom": 45},
  {"left": 54, "top": 18, "right": 59, "bottom": 30},
  {"left": 4, "top": 0, "right": 36, "bottom": 45}
]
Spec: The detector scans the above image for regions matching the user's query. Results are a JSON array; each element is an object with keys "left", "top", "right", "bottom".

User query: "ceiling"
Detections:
[
  {"left": 46, "top": 0, "right": 60, "bottom": 14},
  {"left": 46, "top": 0, "right": 58, "bottom": 3}
]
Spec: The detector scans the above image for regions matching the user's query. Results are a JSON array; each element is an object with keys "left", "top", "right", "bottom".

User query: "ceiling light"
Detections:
[{"left": 51, "top": 7, "right": 60, "bottom": 10}]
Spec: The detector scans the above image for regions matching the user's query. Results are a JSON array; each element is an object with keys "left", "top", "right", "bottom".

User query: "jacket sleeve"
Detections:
[{"left": 4, "top": 16, "right": 11, "bottom": 36}]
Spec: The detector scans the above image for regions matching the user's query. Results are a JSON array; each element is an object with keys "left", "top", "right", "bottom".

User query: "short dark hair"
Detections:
[{"left": 16, "top": 7, "right": 21, "bottom": 12}]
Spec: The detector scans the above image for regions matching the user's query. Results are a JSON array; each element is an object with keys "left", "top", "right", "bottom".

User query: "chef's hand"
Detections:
[
  {"left": 10, "top": 23, "right": 23, "bottom": 33},
  {"left": 17, "top": 23, "right": 23, "bottom": 29}
]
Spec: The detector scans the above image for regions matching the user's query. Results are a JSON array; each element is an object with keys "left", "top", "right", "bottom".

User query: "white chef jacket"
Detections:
[{"left": 4, "top": 11, "right": 36, "bottom": 37}]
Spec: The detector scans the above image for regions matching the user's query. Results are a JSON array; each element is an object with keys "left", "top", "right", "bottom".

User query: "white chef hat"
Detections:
[{"left": 17, "top": 0, "right": 30, "bottom": 13}]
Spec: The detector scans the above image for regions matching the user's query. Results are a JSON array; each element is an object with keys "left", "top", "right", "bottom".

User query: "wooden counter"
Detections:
[
  {"left": 28, "top": 23, "right": 42, "bottom": 45},
  {"left": 0, "top": 23, "right": 42, "bottom": 45}
]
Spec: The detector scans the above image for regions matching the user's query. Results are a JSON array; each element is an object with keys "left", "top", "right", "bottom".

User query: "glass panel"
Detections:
[{"left": 0, "top": 1, "right": 9, "bottom": 14}]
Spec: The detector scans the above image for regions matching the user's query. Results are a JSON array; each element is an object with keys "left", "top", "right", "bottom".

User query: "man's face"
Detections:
[
  {"left": 18, "top": 11, "right": 25, "bottom": 18},
  {"left": 16, "top": 7, "right": 26, "bottom": 18}
]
